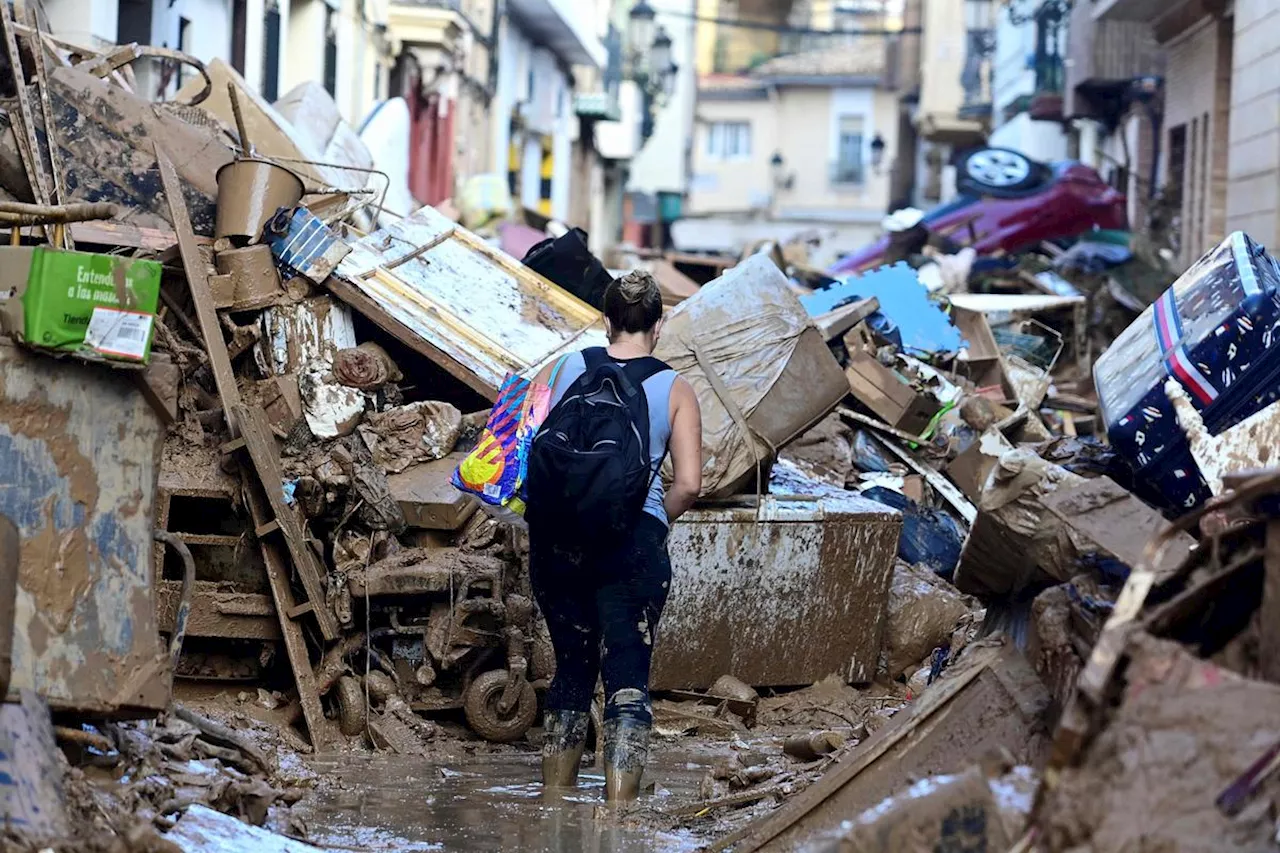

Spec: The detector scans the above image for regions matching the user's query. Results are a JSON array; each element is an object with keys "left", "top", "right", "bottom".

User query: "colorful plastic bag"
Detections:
[{"left": 452, "top": 370, "right": 553, "bottom": 526}]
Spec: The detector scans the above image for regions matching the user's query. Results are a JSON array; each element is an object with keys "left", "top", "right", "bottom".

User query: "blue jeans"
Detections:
[{"left": 529, "top": 513, "right": 671, "bottom": 725}]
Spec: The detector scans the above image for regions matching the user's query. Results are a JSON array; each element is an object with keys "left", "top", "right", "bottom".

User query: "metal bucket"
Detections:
[{"left": 214, "top": 158, "right": 305, "bottom": 242}]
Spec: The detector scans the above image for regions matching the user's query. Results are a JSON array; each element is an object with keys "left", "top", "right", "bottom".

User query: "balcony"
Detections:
[
  {"left": 574, "top": 26, "right": 622, "bottom": 122},
  {"left": 386, "top": 0, "right": 465, "bottom": 55},
  {"left": 917, "top": 0, "right": 992, "bottom": 144},
  {"left": 1092, "top": 0, "right": 1170, "bottom": 23},
  {"left": 507, "top": 0, "right": 606, "bottom": 68},
  {"left": 1024, "top": 26, "right": 1064, "bottom": 120},
  {"left": 1066, "top": 0, "right": 1164, "bottom": 119}
]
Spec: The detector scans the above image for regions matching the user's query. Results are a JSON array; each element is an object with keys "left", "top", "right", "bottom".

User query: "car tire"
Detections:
[{"left": 956, "top": 148, "right": 1048, "bottom": 197}]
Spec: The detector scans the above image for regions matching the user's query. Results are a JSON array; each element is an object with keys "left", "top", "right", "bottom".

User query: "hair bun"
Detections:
[{"left": 616, "top": 270, "right": 659, "bottom": 305}]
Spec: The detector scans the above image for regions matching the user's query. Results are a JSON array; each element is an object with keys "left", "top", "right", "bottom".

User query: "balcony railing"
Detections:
[
  {"left": 831, "top": 160, "right": 866, "bottom": 186},
  {"left": 1029, "top": 6, "right": 1066, "bottom": 120}
]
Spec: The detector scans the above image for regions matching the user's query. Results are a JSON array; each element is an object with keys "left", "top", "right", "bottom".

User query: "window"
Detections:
[
  {"left": 834, "top": 116, "right": 865, "bottom": 185},
  {"left": 705, "top": 121, "right": 751, "bottom": 159}
]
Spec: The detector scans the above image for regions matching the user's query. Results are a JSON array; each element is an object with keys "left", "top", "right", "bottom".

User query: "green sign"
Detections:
[{"left": 21, "top": 247, "right": 161, "bottom": 363}]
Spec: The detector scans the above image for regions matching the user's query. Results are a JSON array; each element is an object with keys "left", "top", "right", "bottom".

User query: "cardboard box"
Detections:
[
  {"left": 950, "top": 306, "right": 1015, "bottom": 402},
  {"left": 945, "top": 427, "right": 1014, "bottom": 502},
  {"left": 5, "top": 247, "right": 161, "bottom": 363},
  {"left": 387, "top": 452, "right": 480, "bottom": 531},
  {"left": 845, "top": 349, "right": 941, "bottom": 436}
]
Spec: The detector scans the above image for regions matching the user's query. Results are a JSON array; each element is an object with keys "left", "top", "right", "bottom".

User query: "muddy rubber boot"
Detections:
[
  {"left": 603, "top": 716, "right": 650, "bottom": 804},
  {"left": 541, "top": 710, "right": 589, "bottom": 789}
]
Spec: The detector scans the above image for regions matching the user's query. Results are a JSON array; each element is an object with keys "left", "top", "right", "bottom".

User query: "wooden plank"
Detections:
[
  {"left": 173, "top": 532, "right": 244, "bottom": 547},
  {"left": 233, "top": 404, "right": 339, "bottom": 642},
  {"left": 240, "top": 471, "right": 330, "bottom": 748},
  {"left": 155, "top": 580, "right": 282, "bottom": 641},
  {"left": 853, "top": 418, "right": 978, "bottom": 523},
  {"left": 24, "top": 10, "right": 68, "bottom": 247},
  {"left": 323, "top": 274, "right": 495, "bottom": 400},
  {"left": 709, "top": 642, "right": 1047, "bottom": 852},
  {"left": 156, "top": 146, "right": 242, "bottom": 430},
  {"left": 0, "top": 5, "right": 52, "bottom": 243},
  {"left": 68, "top": 220, "right": 181, "bottom": 251},
  {"left": 815, "top": 296, "right": 880, "bottom": 341},
  {"left": 287, "top": 601, "right": 314, "bottom": 619},
  {"left": 838, "top": 405, "right": 931, "bottom": 445},
  {"left": 1262, "top": 521, "right": 1280, "bottom": 683}
]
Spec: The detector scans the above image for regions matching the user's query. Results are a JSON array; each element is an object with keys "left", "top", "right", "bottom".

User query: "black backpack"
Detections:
[{"left": 525, "top": 348, "right": 668, "bottom": 542}]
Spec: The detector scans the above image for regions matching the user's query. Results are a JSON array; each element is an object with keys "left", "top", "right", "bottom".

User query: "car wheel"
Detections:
[{"left": 957, "top": 148, "right": 1046, "bottom": 196}]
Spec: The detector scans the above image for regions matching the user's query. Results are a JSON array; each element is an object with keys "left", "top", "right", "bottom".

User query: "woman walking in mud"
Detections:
[{"left": 524, "top": 270, "right": 703, "bottom": 802}]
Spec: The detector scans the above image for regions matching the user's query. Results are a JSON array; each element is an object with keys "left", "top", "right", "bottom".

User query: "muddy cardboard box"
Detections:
[{"left": 0, "top": 247, "right": 161, "bottom": 363}]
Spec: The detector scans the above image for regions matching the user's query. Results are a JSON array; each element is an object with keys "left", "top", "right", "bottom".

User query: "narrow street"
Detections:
[{"left": 3, "top": 0, "right": 1280, "bottom": 851}]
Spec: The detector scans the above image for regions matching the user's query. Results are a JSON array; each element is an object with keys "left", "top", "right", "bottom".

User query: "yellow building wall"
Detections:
[
  {"left": 688, "top": 84, "right": 897, "bottom": 217},
  {"left": 687, "top": 95, "right": 777, "bottom": 212},
  {"left": 919, "top": 0, "right": 967, "bottom": 119}
]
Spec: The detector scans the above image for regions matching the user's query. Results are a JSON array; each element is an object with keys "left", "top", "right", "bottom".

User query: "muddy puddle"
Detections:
[{"left": 295, "top": 749, "right": 709, "bottom": 852}]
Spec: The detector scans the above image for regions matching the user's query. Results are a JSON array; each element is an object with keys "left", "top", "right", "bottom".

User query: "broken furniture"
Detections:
[
  {"left": 0, "top": 338, "right": 169, "bottom": 712},
  {"left": 347, "top": 545, "right": 539, "bottom": 743},
  {"left": 331, "top": 206, "right": 607, "bottom": 401}
]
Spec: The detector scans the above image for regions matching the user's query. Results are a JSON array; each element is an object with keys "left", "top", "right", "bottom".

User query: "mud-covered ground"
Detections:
[{"left": 19, "top": 675, "right": 913, "bottom": 852}]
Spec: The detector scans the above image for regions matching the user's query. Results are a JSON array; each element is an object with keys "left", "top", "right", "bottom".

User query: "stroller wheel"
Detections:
[{"left": 464, "top": 669, "right": 538, "bottom": 743}]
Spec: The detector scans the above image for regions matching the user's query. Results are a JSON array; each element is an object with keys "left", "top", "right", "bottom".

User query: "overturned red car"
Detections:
[{"left": 829, "top": 148, "right": 1128, "bottom": 276}]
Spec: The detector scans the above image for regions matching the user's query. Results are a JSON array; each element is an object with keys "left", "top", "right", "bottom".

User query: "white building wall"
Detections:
[
  {"left": 283, "top": 0, "right": 326, "bottom": 95},
  {"left": 489, "top": 19, "right": 579, "bottom": 216},
  {"left": 43, "top": 0, "right": 118, "bottom": 49},
  {"left": 988, "top": 11, "right": 1068, "bottom": 162},
  {"left": 991, "top": 111, "right": 1069, "bottom": 160},
  {"left": 991, "top": 13, "right": 1034, "bottom": 128}
]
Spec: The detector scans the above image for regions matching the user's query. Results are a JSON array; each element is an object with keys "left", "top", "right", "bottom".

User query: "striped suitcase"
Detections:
[{"left": 1095, "top": 231, "right": 1280, "bottom": 512}]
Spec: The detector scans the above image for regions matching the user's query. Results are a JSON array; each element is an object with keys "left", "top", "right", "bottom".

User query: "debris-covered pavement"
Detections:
[{"left": 6, "top": 7, "right": 1280, "bottom": 853}]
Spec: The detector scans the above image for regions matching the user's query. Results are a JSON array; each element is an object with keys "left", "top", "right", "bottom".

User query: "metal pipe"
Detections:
[
  {"left": 0, "top": 515, "right": 18, "bottom": 700},
  {"left": 153, "top": 529, "right": 194, "bottom": 693}
]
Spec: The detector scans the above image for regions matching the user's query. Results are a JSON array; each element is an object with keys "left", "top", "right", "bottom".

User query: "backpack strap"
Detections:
[
  {"left": 583, "top": 349, "right": 670, "bottom": 399},
  {"left": 621, "top": 356, "right": 670, "bottom": 387},
  {"left": 546, "top": 353, "right": 570, "bottom": 394}
]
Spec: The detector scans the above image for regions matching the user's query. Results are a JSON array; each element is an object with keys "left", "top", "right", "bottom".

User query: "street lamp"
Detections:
[
  {"left": 627, "top": 1, "right": 679, "bottom": 143},
  {"left": 870, "top": 134, "right": 886, "bottom": 173},
  {"left": 629, "top": 0, "right": 655, "bottom": 65}
]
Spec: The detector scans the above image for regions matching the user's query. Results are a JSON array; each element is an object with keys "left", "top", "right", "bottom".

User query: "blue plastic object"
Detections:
[
  {"left": 861, "top": 485, "right": 965, "bottom": 580},
  {"left": 800, "top": 263, "right": 963, "bottom": 356}
]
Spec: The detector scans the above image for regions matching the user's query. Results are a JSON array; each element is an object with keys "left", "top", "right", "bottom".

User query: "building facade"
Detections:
[
  {"left": 680, "top": 41, "right": 898, "bottom": 261},
  {"left": 988, "top": 1, "right": 1070, "bottom": 163},
  {"left": 1085, "top": 0, "right": 1280, "bottom": 265}
]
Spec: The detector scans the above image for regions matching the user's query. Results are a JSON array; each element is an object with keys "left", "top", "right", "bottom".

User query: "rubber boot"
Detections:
[
  {"left": 603, "top": 715, "right": 650, "bottom": 804},
  {"left": 541, "top": 710, "right": 589, "bottom": 789}
]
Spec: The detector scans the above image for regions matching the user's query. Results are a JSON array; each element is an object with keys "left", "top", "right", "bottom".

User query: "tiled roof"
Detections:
[
  {"left": 750, "top": 41, "right": 885, "bottom": 79},
  {"left": 698, "top": 73, "right": 768, "bottom": 93}
]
